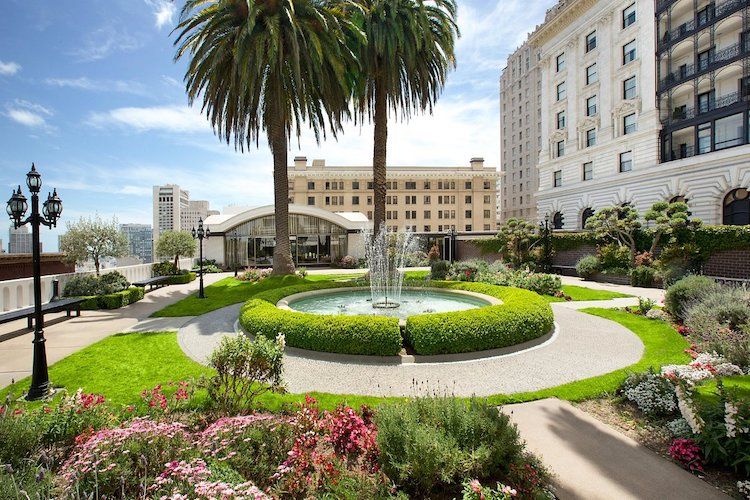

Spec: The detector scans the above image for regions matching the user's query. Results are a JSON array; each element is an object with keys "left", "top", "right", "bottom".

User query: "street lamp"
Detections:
[
  {"left": 192, "top": 218, "right": 210, "bottom": 299},
  {"left": 6, "top": 164, "right": 63, "bottom": 401},
  {"left": 539, "top": 213, "right": 551, "bottom": 272},
  {"left": 231, "top": 229, "right": 239, "bottom": 277},
  {"left": 447, "top": 226, "right": 457, "bottom": 263}
]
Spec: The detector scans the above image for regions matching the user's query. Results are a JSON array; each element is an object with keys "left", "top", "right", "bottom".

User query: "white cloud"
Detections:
[
  {"left": 145, "top": 0, "right": 177, "bottom": 29},
  {"left": 4, "top": 99, "right": 54, "bottom": 130},
  {"left": 87, "top": 105, "right": 210, "bottom": 133},
  {"left": 71, "top": 26, "right": 142, "bottom": 62},
  {"left": 0, "top": 60, "right": 21, "bottom": 76},
  {"left": 45, "top": 77, "right": 148, "bottom": 95}
]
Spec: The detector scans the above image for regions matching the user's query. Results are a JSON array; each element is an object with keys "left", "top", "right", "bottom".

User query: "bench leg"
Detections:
[
  {"left": 67, "top": 309, "right": 71, "bottom": 317},
  {"left": 76, "top": 307, "right": 81, "bottom": 317},
  {"left": 28, "top": 316, "right": 33, "bottom": 330}
]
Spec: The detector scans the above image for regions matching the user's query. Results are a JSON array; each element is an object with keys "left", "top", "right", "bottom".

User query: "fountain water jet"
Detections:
[{"left": 363, "top": 225, "right": 415, "bottom": 309}]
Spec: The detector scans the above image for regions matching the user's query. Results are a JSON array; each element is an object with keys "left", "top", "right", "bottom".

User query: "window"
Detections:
[
  {"left": 583, "top": 162, "right": 593, "bottom": 180},
  {"left": 483, "top": 180, "right": 491, "bottom": 189},
  {"left": 623, "top": 76, "right": 636, "bottom": 99},
  {"left": 307, "top": 196, "right": 315, "bottom": 206},
  {"left": 586, "top": 128, "right": 596, "bottom": 147},
  {"left": 424, "top": 225, "right": 431, "bottom": 232},
  {"left": 622, "top": 40, "right": 636, "bottom": 64},
  {"left": 715, "top": 113, "right": 743, "bottom": 150},
  {"left": 581, "top": 207, "right": 595, "bottom": 228},
  {"left": 405, "top": 181, "right": 416, "bottom": 190},
  {"left": 483, "top": 209, "right": 491, "bottom": 218},
  {"left": 465, "top": 210, "right": 472, "bottom": 218},
  {"left": 698, "top": 122, "right": 712, "bottom": 154},
  {"left": 325, "top": 196, "right": 330, "bottom": 205},
  {"left": 465, "top": 195, "right": 472, "bottom": 203},
  {"left": 556, "top": 52, "right": 565, "bottom": 71},
  {"left": 552, "top": 212, "right": 564, "bottom": 230},
  {"left": 367, "top": 181, "right": 373, "bottom": 189},
  {"left": 556, "top": 82, "right": 566, "bottom": 101},
  {"left": 367, "top": 196, "right": 372, "bottom": 205},
  {"left": 623, "top": 113, "right": 637, "bottom": 134},
  {"left": 556, "top": 140, "right": 565, "bottom": 157},
  {"left": 424, "top": 210, "right": 431, "bottom": 219},
  {"left": 619, "top": 151, "right": 633, "bottom": 172},
  {"left": 483, "top": 195, "right": 491, "bottom": 203},
  {"left": 352, "top": 195, "right": 360, "bottom": 205},
  {"left": 424, "top": 195, "right": 431, "bottom": 204},
  {"left": 723, "top": 188, "right": 750, "bottom": 225},
  {"left": 556, "top": 110, "right": 566, "bottom": 129},
  {"left": 586, "top": 63, "right": 598, "bottom": 85},
  {"left": 585, "top": 31, "right": 597, "bottom": 52},
  {"left": 553, "top": 170, "right": 562, "bottom": 187},
  {"left": 424, "top": 181, "right": 431, "bottom": 189},
  {"left": 307, "top": 181, "right": 315, "bottom": 190},
  {"left": 586, "top": 95, "right": 597, "bottom": 116},
  {"left": 352, "top": 181, "right": 359, "bottom": 190},
  {"left": 623, "top": 3, "right": 636, "bottom": 28}
]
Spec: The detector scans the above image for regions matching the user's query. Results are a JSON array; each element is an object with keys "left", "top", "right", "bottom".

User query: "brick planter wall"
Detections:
[
  {"left": 551, "top": 245, "right": 597, "bottom": 267},
  {"left": 702, "top": 249, "right": 750, "bottom": 280},
  {"left": 456, "top": 240, "right": 499, "bottom": 262},
  {"left": 590, "top": 272, "right": 631, "bottom": 285}
]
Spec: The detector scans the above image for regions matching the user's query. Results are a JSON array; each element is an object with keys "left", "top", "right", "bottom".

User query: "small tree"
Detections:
[
  {"left": 644, "top": 201, "right": 702, "bottom": 255},
  {"left": 155, "top": 230, "right": 196, "bottom": 269},
  {"left": 59, "top": 215, "right": 129, "bottom": 275},
  {"left": 495, "top": 218, "right": 538, "bottom": 267},
  {"left": 585, "top": 205, "right": 641, "bottom": 265}
]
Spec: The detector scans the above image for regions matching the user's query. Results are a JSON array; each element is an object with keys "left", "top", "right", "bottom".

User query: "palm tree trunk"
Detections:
[
  {"left": 372, "top": 75, "right": 388, "bottom": 236},
  {"left": 269, "top": 112, "right": 295, "bottom": 275}
]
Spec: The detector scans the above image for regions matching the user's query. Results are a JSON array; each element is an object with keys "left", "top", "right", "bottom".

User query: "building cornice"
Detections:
[{"left": 529, "top": 0, "right": 600, "bottom": 48}]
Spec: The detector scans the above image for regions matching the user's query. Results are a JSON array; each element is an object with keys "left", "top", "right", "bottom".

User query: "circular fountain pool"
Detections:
[{"left": 282, "top": 288, "right": 495, "bottom": 321}]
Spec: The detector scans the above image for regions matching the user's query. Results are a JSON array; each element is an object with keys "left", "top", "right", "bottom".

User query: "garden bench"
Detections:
[
  {"left": 0, "top": 297, "right": 87, "bottom": 330},
  {"left": 132, "top": 276, "right": 170, "bottom": 292},
  {"left": 551, "top": 264, "right": 577, "bottom": 276}
]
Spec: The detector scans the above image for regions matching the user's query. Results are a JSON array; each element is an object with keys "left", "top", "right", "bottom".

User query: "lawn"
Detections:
[
  {"left": 2, "top": 308, "right": 691, "bottom": 410},
  {"left": 545, "top": 285, "right": 633, "bottom": 302}
]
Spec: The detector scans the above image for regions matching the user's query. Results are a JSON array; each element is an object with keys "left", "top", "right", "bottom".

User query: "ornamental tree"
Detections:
[
  {"left": 584, "top": 204, "right": 641, "bottom": 264},
  {"left": 156, "top": 230, "right": 196, "bottom": 269},
  {"left": 496, "top": 218, "right": 538, "bottom": 267},
  {"left": 59, "top": 215, "right": 129, "bottom": 275},
  {"left": 644, "top": 201, "right": 702, "bottom": 255}
]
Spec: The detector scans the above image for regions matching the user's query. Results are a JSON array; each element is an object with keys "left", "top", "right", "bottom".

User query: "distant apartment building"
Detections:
[
  {"left": 288, "top": 157, "right": 499, "bottom": 233},
  {"left": 120, "top": 223, "right": 153, "bottom": 263},
  {"left": 8, "top": 226, "right": 37, "bottom": 254},
  {"left": 499, "top": 41, "right": 543, "bottom": 223},
  {"left": 529, "top": 0, "right": 750, "bottom": 228},
  {"left": 152, "top": 184, "right": 216, "bottom": 248}
]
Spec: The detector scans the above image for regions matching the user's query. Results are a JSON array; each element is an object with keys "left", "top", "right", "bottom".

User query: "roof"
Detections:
[{"left": 203, "top": 204, "right": 370, "bottom": 233}]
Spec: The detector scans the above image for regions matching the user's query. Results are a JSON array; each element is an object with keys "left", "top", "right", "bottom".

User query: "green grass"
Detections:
[
  {"left": 305, "top": 272, "right": 365, "bottom": 282},
  {"left": 695, "top": 375, "right": 750, "bottom": 404},
  {"left": 544, "top": 285, "right": 633, "bottom": 302},
  {"left": 2, "top": 308, "right": 692, "bottom": 411}
]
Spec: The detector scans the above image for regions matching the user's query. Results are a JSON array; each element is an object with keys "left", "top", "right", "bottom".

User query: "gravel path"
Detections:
[{"left": 178, "top": 303, "right": 643, "bottom": 397}]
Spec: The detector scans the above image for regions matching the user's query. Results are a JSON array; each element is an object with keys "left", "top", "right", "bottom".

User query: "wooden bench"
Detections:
[
  {"left": 132, "top": 275, "right": 171, "bottom": 292},
  {"left": 551, "top": 264, "right": 578, "bottom": 276},
  {"left": 0, "top": 297, "right": 87, "bottom": 330}
]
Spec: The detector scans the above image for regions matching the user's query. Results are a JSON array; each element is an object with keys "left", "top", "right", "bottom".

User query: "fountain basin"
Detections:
[{"left": 277, "top": 287, "right": 501, "bottom": 324}]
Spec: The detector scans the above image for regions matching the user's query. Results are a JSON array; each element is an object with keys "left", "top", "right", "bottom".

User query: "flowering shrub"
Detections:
[
  {"left": 669, "top": 438, "right": 704, "bottom": 472},
  {"left": 621, "top": 371, "right": 677, "bottom": 416},
  {"left": 40, "top": 388, "right": 114, "bottom": 446},
  {"left": 475, "top": 266, "right": 562, "bottom": 296},
  {"left": 448, "top": 260, "right": 488, "bottom": 282},
  {"left": 662, "top": 352, "right": 744, "bottom": 386},
  {"left": 140, "top": 381, "right": 194, "bottom": 415},
  {"left": 667, "top": 418, "right": 693, "bottom": 438},
  {"left": 149, "top": 458, "right": 270, "bottom": 499},
  {"left": 462, "top": 479, "right": 517, "bottom": 499},
  {"left": 237, "top": 268, "right": 272, "bottom": 282},
  {"left": 336, "top": 255, "right": 358, "bottom": 269}
]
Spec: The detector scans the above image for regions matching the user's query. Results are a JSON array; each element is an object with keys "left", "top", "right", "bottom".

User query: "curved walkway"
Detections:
[{"left": 178, "top": 303, "right": 644, "bottom": 397}]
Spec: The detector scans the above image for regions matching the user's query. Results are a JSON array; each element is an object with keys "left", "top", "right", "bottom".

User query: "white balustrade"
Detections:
[{"left": 0, "top": 258, "right": 195, "bottom": 312}]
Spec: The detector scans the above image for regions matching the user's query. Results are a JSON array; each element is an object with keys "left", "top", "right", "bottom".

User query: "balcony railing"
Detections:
[
  {"left": 665, "top": 91, "right": 745, "bottom": 125},
  {"left": 666, "top": 144, "right": 696, "bottom": 161},
  {"left": 659, "top": 41, "right": 749, "bottom": 91},
  {"left": 658, "top": 0, "right": 749, "bottom": 50}
]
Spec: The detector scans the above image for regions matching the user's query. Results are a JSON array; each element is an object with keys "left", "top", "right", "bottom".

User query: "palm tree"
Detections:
[
  {"left": 354, "top": 0, "right": 459, "bottom": 234},
  {"left": 174, "top": 0, "right": 362, "bottom": 274}
]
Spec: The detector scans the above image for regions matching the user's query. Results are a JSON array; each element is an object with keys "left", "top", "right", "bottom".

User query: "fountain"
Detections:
[{"left": 363, "top": 226, "right": 414, "bottom": 308}]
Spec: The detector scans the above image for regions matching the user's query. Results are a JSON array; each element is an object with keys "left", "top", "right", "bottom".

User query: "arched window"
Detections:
[
  {"left": 581, "top": 207, "right": 595, "bottom": 229},
  {"left": 723, "top": 188, "right": 750, "bottom": 225},
  {"left": 670, "top": 195, "right": 687, "bottom": 204},
  {"left": 552, "top": 211, "right": 564, "bottom": 230}
]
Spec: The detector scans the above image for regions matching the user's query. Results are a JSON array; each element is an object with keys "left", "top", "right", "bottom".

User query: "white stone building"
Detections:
[{"left": 152, "top": 184, "right": 217, "bottom": 253}]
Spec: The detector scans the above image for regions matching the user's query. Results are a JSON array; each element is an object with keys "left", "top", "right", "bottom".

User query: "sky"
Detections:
[{"left": 0, "top": 0, "right": 551, "bottom": 251}]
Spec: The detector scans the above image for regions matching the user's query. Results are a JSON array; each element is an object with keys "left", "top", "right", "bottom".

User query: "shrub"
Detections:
[
  {"left": 0, "top": 404, "right": 43, "bottom": 468},
  {"left": 664, "top": 275, "right": 719, "bottom": 322},
  {"left": 204, "top": 334, "right": 285, "bottom": 414},
  {"left": 98, "top": 270, "right": 130, "bottom": 293},
  {"left": 476, "top": 266, "right": 562, "bottom": 296},
  {"left": 337, "top": 255, "right": 357, "bottom": 269},
  {"left": 630, "top": 266, "right": 656, "bottom": 287},
  {"left": 621, "top": 371, "right": 677, "bottom": 416},
  {"left": 598, "top": 243, "right": 632, "bottom": 270},
  {"left": 79, "top": 288, "right": 144, "bottom": 310},
  {"left": 575, "top": 255, "right": 599, "bottom": 279},
  {"left": 669, "top": 438, "right": 704, "bottom": 473},
  {"left": 447, "top": 259, "right": 489, "bottom": 281},
  {"left": 430, "top": 260, "right": 450, "bottom": 280},
  {"left": 193, "top": 263, "right": 222, "bottom": 273},
  {"left": 636, "top": 297, "right": 656, "bottom": 315},
  {"left": 427, "top": 243, "right": 441, "bottom": 262},
  {"left": 62, "top": 274, "right": 100, "bottom": 297},
  {"left": 694, "top": 388, "right": 750, "bottom": 476},
  {"left": 39, "top": 389, "right": 113, "bottom": 446},
  {"left": 238, "top": 267, "right": 272, "bottom": 282},
  {"left": 375, "top": 397, "right": 537, "bottom": 496},
  {"left": 667, "top": 418, "right": 693, "bottom": 438},
  {"left": 152, "top": 260, "right": 179, "bottom": 276},
  {"left": 168, "top": 271, "right": 196, "bottom": 285}
]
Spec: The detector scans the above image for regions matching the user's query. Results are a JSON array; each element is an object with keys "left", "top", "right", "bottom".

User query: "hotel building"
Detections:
[
  {"left": 152, "top": 184, "right": 217, "bottom": 250},
  {"left": 531, "top": 0, "right": 750, "bottom": 228},
  {"left": 499, "top": 41, "right": 543, "bottom": 223},
  {"left": 287, "top": 156, "right": 499, "bottom": 233}
]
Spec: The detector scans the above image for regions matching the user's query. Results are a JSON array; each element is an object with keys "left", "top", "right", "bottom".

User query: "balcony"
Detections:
[
  {"left": 664, "top": 91, "right": 746, "bottom": 125},
  {"left": 658, "top": 0, "right": 749, "bottom": 51},
  {"left": 658, "top": 40, "right": 749, "bottom": 91},
  {"left": 665, "top": 144, "right": 696, "bottom": 161}
]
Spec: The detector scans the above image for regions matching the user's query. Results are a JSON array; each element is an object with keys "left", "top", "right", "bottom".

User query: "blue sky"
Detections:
[{"left": 0, "top": 0, "right": 550, "bottom": 251}]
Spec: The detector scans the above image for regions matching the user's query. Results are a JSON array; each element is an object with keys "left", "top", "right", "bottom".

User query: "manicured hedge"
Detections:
[
  {"left": 80, "top": 287, "right": 145, "bottom": 310},
  {"left": 167, "top": 272, "right": 196, "bottom": 285},
  {"left": 404, "top": 282, "right": 554, "bottom": 355}
]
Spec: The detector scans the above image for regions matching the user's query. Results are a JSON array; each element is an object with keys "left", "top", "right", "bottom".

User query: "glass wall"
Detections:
[{"left": 224, "top": 214, "right": 348, "bottom": 267}]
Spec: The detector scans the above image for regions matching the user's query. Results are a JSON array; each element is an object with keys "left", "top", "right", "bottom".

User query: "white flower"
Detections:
[
  {"left": 725, "top": 402, "right": 738, "bottom": 438},
  {"left": 275, "top": 333, "right": 286, "bottom": 350},
  {"left": 675, "top": 385, "right": 703, "bottom": 434}
]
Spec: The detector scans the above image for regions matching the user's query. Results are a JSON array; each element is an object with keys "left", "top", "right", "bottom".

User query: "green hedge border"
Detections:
[
  {"left": 79, "top": 287, "right": 145, "bottom": 310},
  {"left": 239, "top": 281, "right": 553, "bottom": 356},
  {"left": 167, "top": 272, "right": 197, "bottom": 285}
]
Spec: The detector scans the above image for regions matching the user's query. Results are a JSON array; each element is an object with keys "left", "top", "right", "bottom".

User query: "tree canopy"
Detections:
[
  {"left": 59, "top": 215, "right": 129, "bottom": 275},
  {"left": 156, "top": 231, "right": 196, "bottom": 268}
]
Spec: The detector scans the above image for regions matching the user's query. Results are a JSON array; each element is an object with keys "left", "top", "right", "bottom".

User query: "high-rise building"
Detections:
[
  {"left": 499, "top": 41, "right": 543, "bottom": 223},
  {"left": 529, "top": 0, "right": 750, "bottom": 228},
  {"left": 152, "top": 184, "right": 214, "bottom": 251},
  {"left": 120, "top": 223, "right": 154, "bottom": 263},
  {"left": 8, "top": 226, "right": 37, "bottom": 254},
  {"left": 288, "top": 157, "right": 499, "bottom": 233}
]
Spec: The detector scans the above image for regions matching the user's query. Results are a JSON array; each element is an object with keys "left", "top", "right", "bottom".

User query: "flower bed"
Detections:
[{"left": 240, "top": 281, "right": 553, "bottom": 356}]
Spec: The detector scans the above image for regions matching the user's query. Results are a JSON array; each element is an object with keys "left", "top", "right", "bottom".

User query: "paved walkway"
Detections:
[
  {"left": 0, "top": 273, "right": 231, "bottom": 388},
  {"left": 505, "top": 399, "right": 728, "bottom": 499},
  {"left": 561, "top": 275, "right": 665, "bottom": 302},
  {"left": 178, "top": 302, "right": 644, "bottom": 397}
]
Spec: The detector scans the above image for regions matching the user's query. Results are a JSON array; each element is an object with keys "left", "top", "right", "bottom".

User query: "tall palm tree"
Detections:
[
  {"left": 174, "top": 0, "right": 362, "bottom": 274},
  {"left": 354, "top": 0, "right": 459, "bottom": 235}
]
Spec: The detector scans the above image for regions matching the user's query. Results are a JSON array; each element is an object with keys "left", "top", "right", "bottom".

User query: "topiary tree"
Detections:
[
  {"left": 156, "top": 230, "right": 196, "bottom": 269},
  {"left": 584, "top": 205, "right": 641, "bottom": 265},
  {"left": 644, "top": 201, "right": 702, "bottom": 255},
  {"left": 59, "top": 215, "right": 129, "bottom": 275},
  {"left": 495, "top": 218, "right": 538, "bottom": 267}
]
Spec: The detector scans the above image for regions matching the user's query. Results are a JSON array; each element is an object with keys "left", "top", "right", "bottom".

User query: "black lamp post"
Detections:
[
  {"left": 192, "top": 218, "right": 210, "bottom": 299},
  {"left": 448, "top": 226, "right": 457, "bottom": 263},
  {"left": 231, "top": 230, "right": 239, "bottom": 277},
  {"left": 539, "top": 213, "right": 552, "bottom": 272},
  {"left": 6, "top": 164, "right": 63, "bottom": 401}
]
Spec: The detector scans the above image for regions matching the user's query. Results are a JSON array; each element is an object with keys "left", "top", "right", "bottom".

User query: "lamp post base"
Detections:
[{"left": 25, "top": 385, "right": 55, "bottom": 402}]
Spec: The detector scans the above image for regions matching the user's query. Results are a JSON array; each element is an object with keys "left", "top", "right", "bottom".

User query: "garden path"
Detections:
[
  {"left": 560, "top": 275, "right": 665, "bottom": 302},
  {"left": 505, "top": 398, "right": 728, "bottom": 499},
  {"left": 178, "top": 302, "right": 644, "bottom": 397}
]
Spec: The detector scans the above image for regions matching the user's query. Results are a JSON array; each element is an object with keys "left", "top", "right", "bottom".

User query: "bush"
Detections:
[
  {"left": 98, "top": 270, "right": 130, "bottom": 294},
  {"left": 375, "top": 397, "right": 543, "bottom": 496},
  {"left": 447, "top": 260, "right": 489, "bottom": 281},
  {"left": 168, "top": 271, "right": 196, "bottom": 285},
  {"left": 664, "top": 275, "right": 719, "bottom": 322},
  {"left": 0, "top": 406, "right": 43, "bottom": 467},
  {"left": 621, "top": 371, "right": 677, "bottom": 416},
  {"left": 337, "top": 255, "right": 357, "bottom": 269},
  {"left": 79, "top": 287, "right": 144, "bottom": 310},
  {"left": 430, "top": 260, "right": 450, "bottom": 280},
  {"left": 476, "top": 266, "right": 562, "bottom": 296},
  {"left": 238, "top": 267, "right": 272, "bottom": 282},
  {"left": 598, "top": 243, "right": 632, "bottom": 270},
  {"left": 405, "top": 282, "right": 553, "bottom": 355},
  {"left": 575, "top": 255, "right": 599, "bottom": 279},
  {"left": 193, "top": 263, "right": 222, "bottom": 273},
  {"left": 62, "top": 274, "right": 100, "bottom": 297},
  {"left": 630, "top": 266, "right": 656, "bottom": 287},
  {"left": 204, "top": 334, "right": 285, "bottom": 415},
  {"left": 152, "top": 260, "right": 179, "bottom": 276}
]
